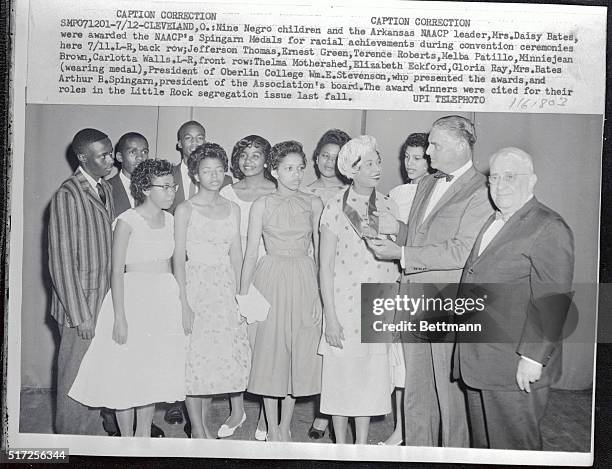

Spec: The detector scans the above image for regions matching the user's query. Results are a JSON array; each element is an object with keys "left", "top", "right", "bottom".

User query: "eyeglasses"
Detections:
[
  {"left": 488, "top": 173, "right": 530, "bottom": 185},
  {"left": 150, "top": 184, "right": 179, "bottom": 192}
]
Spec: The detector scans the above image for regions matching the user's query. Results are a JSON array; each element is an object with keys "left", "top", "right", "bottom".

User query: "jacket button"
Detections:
[{"left": 467, "top": 268, "right": 474, "bottom": 275}]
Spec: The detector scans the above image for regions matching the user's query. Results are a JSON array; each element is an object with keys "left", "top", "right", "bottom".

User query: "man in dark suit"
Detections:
[
  {"left": 107, "top": 132, "right": 150, "bottom": 216},
  {"left": 49, "top": 128, "right": 114, "bottom": 435},
  {"left": 456, "top": 147, "right": 574, "bottom": 450},
  {"left": 168, "top": 120, "right": 232, "bottom": 214},
  {"left": 368, "top": 116, "right": 493, "bottom": 447}
]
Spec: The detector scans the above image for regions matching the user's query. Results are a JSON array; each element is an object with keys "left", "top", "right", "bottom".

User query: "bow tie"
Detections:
[{"left": 433, "top": 171, "right": 454, "bottom": 182}]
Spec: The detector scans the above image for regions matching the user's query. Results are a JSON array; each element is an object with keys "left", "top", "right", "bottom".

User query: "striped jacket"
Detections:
[{"left": 48, "top": 170, "right": 115, "bottom": 327}]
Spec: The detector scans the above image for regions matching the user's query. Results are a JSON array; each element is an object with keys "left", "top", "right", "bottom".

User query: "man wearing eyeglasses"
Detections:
[
  {"left": 368, "top": 115, "right": 493, "bottom": 448},
  {"left": 455, "top": 147, "right": 574, "bottom": 450}
]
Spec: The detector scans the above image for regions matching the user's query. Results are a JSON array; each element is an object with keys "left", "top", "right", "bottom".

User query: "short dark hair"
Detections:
[
  {"left": 130, "top": 158, "right": 173, "bottom": 205},
  {"left": 432, "top": 115, "right": 476, "bottom": 148},
  {"left": 312, "top": 129, "right": 351, "bottom": 179},
  {"left": 270, "top": 140, "right": 306, "bottom": 171},
  {"left": 187, "top": 143, "right": 228, "bottom": 183},
  {"left": 177, "top": 120, "right": 206, "bottom": 141},
  {"left": 71, "top": 128, "right": 108, "bottom": 156},
  {"left": 115, "top": 132, "right": 148, "bottom": 157},
  {"left": 230, "top": 135, "right": 273, "bottom": 181}
]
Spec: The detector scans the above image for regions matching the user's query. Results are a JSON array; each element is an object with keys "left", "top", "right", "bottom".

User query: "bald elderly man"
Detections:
[{"left": 455, "top": 148, "right": 574, "bottom": 450}]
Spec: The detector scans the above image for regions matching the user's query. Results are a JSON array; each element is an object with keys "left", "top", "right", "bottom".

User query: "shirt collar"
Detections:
[
  {"left": 119, "top": 170, "right": 131, "bottom": 185},
  {"left": 449, "top": 160, "right": 473, "bottom": 179},
  {"left": 78, "top": 166, "right": 100, "bottom": 190},
  {"left": 497, "top": 194, "right": 534, "bottom": 221}
]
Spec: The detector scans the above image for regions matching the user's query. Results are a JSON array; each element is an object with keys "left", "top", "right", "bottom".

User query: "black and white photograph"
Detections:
[{"left": 4, "top": 0, "right": 607, "bottom": 466}]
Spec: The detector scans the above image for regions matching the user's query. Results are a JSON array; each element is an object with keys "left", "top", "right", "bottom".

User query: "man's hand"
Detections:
[
  {"left": 374, "top": 211, "right": 400, "bottom": 235},
  {"left": 76, "top": 317, "right": 95, "bottom": 340},
  {"left": 366, "top": 238, "right": 402, "bottom": 260},
  {"left": 516, "top": 357, "right": 543, "bottom": 393}
]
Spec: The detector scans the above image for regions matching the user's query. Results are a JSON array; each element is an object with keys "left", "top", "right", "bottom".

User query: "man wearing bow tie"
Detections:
[
  {"left": 368, "top": 115, "right": 493, "bottom": 447},
  {"left": 455, "top": 148, "right": 574, "bottom": 450},
  {"left": 48, "top": 128, "right": 115, "bottom": 434}
]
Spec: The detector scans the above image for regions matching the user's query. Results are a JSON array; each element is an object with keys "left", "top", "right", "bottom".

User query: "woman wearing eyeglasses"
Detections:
[
  {"left": 68, "top": 158, "right": 187, "bottom": 436},
  {"left": 173, "top": 143, "right": 251, "bottom": 439}
]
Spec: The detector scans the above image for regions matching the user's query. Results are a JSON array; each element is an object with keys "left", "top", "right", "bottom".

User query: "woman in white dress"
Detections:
[
  {"left": 319, "top": 136, "right": 399, "bottom": 444},
  {"left": 69, "top": 159, "right": 186, "bottom": 437},
  {"left": 383, "top": 132, "right": 432, "bottom": 446},
  {"left": 219, "top": 135, "right": 276, "bottom": 440}
]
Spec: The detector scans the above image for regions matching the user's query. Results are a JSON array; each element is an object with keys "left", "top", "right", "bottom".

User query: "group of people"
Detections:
[{"left": 48, "top": 115, "right": 574, "bottom": 451}]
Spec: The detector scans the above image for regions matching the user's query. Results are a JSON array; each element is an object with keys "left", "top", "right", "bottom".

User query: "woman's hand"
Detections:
[
  {"left": 182, "top": 301, "right": 195, "bottom": 335},
  {"left": 325, "top": 315, "right": 345, "bottom": 349},
  {"left": 112, "top": 315, "right": 128, "bottom": 345}
]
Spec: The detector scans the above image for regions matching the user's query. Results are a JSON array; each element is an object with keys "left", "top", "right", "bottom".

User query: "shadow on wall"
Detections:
[{"left": 35, "top": 201, "right": 59, "bottom": 433}]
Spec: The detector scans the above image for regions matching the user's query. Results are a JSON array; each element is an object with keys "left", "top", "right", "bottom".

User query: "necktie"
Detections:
[
  {"left": 433, "top": 170, "right": 454, "bottom": 182},
  {"left": 97, "top": 183, "right": 106, "bottom": 206}
]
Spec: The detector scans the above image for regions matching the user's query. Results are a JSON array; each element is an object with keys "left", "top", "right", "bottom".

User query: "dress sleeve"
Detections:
[
  {"left": 319, "top": 197, "right": 340, "bottom": 237},
  {"left": 114, "top": 208, "right": 136, "bottom": 230}
]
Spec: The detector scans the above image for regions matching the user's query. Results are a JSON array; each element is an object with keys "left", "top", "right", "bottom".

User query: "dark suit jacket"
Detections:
[
  {"left": 107, "top": 173, "right": 131, "bottom": 215},
  {"left": 168, "top": 162, "right": 233, "bottom": 213},
  {"left": 48, "top": 170, "right": 115, "bottom": 327},
  {"left": 456, "top": 197, "right": 574, "bottom": 391}
]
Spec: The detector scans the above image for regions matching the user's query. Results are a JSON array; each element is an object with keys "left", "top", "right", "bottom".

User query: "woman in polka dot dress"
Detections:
[{"left": 318, "top": 136, "right": 399, "bottom": 444}]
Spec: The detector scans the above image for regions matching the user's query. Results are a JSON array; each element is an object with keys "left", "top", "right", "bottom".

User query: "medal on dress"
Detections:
[{"left": 342, "top": 187, "right": 379, "bottom": 239}]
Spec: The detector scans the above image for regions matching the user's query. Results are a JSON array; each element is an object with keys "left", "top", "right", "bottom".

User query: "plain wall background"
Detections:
[{"left": 21, "top": 105, "right": 601, "bottom": 391}]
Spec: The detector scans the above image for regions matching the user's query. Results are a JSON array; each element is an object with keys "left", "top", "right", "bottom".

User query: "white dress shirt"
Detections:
[
  {"left": 119, "top": 170, "right": 135, "bottom": 208},
  {"left": 78, "top": 166, "right": 101, "bottom": 194},
  {"left": 180, "top": 161, "right": 193, "bottom": 201},
  {"left": 422, "top": 160, "right": 473, "bottom": 221},
  {"left": 400, "top": 160, "right": 473, "bottom": 269}
]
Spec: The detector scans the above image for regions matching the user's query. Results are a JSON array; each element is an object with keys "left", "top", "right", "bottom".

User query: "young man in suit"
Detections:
[
  {"left": 168, "top": 120, "right": 232, "bottom": 214},
  {"left": 48, "top": 128, "right": 114, "bottom": 435},
  {"left": 368, "top": 116, "right": 493, "bottom": 447},
  {"left": 456, "top": 148, "right": 574, "bottom": 450},
  {"left": 107, "top": 132, "right": 150, "bottom": 216}
]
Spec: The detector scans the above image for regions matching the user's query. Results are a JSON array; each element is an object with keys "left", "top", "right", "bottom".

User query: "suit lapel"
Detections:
[
  {"left": 472, "top": 198, "right": 539, "bottom": 263},
  {"left": 174, "top": 163, "right": 186, "bottom": 202},
  {"left": 409, "top": 176, "right": 436, "bottom": 236},
  {"left": 466, "top": 214, "right": 496, "bottom": 267},
  {"left": 75, "top": 171, "right": 111, "bottom": 220},
  {"left": 417, "top": 167, "right": 478, "bottom": 230}
]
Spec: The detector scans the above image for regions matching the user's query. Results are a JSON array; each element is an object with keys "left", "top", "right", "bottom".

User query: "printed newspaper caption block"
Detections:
[{"left": 27, "top": 0, "right": 605, "bottom": 113}]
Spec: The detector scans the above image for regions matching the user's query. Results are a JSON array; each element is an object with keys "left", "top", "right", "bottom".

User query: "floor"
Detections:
[{"left": 19, "top": 387, "right": 592, "bottom": 451}]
